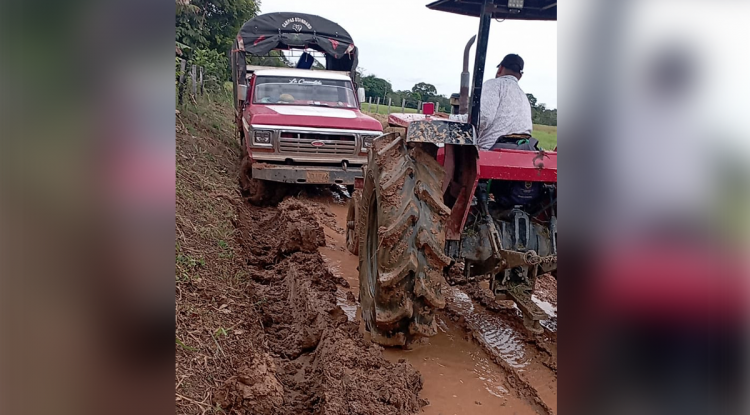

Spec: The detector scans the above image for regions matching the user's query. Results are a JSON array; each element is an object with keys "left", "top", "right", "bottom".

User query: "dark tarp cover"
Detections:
[{"left": 234, "top": 12, "right": 358, "bottom": 73}]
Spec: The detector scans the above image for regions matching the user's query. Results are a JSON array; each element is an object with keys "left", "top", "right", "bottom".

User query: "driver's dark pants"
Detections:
[{"left": 490, "top": 134, "right": 539, "bottom": 151}]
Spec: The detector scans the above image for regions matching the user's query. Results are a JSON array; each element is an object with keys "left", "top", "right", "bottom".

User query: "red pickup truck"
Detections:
[{"left": 231, "top": 13, "right": 382, "bottom": 204}]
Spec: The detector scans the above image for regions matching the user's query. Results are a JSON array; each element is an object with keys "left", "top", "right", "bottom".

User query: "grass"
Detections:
[
  {"left": 176, "top": 336, "right": 197, "bottom": 352},
  {"left": 531, "top": 124, "right": 557, "bottom": 150},
  {"left": 362, "top": 105, "right": 419, "bottom": 115}
]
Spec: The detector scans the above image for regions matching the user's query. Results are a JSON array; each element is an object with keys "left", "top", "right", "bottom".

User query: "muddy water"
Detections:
[
  {"left": 449, "top": 286, "right": 557, "bottom": 413},
  {"left": 315, "top": 199, "right": 550, "bottom": 415},
  {"left": 381, "top": 319, "right": 537, "bottom": 415}
]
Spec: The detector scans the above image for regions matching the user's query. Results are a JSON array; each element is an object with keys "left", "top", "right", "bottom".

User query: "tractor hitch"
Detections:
[{"left": 506, "top": 286, "right": 548, "bottom": 334}]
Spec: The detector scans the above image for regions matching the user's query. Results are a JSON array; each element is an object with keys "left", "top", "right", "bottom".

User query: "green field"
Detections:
[
  {"left": 531, "top": 124, "right": 557, "bottom": 150},
  {"left": 362, "top": 105, "right": 419, "bottom": 115}
]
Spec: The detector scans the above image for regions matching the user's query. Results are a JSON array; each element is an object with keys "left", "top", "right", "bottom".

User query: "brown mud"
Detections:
[
  {"left": 215, "top": 201, "right": 428, "bottom": 415},
  {"left": 314, "top": 198, "right": 558, "bottom": 415}
]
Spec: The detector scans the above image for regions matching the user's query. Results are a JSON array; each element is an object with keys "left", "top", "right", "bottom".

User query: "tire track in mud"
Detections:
[
  {"left": 217, "top": 198, "right": 426, "bottom": 415},
  {"left": 444, "top": 285, "right": 557, "bottom": 415},
  {"left": 308, "top": 194, "right": 558, "bottom": 415}
]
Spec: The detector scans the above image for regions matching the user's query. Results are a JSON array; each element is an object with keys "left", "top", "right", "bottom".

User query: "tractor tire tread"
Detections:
[{"left": 358, "top": 133, "right": 450, "bottom": 347}]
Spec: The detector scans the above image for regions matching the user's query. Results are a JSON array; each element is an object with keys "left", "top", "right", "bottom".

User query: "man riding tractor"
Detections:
[
  {"left": 347, "top": 0, "right": 557, "bottom": 347},
  {"left": 479, "top": 53, "right": 541, "bottom": 151}
]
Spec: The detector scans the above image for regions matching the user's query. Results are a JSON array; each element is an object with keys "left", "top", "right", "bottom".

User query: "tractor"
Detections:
[{"left": 346, "top": 0, "right": 557, "bottom": 346}]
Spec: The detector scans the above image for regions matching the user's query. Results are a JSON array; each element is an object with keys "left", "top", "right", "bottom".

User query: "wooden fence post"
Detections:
[
  {"left": 376, "top": 97, "right": 380, "bottom": 113},
  {"left": 178, "top": 59, "right": 187, "bottom": 105},
  {"left": 401, "top": 98, "right": 405, "bottom": 113},
  {"left": 368, "top": 96, "right": 372, "bottom": 112},
  {"left": 387, "top": 98, "right": 392, "bottom": 114},
  {"left": 191, "top": 65, "right": 197, "bottom": 96},
  {"left": 418, "top": 101, "right": 422, "bottom": 113},
  {"left": 199, "top": 66, "right": 204, "bottom": 95}
]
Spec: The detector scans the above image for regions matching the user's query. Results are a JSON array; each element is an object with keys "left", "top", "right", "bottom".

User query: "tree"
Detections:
[
  {"left": 525, "top": 92, "right": 557, "bottom": 126},
  {"left": 526, "top": 93, "right": 537, "bottom": 108},
  {"left": 434, "top": 95, "right": 451, "bottom": 113},
  {"left": 361, "top": 75, "right": 393, "bottom": 100},
  {"left": 411, "top": 82, "right": 438, "bottom": 102},
  {"left": 176, "top": 0, "right": 259, "bottom": 56},
  {"left": 176, "top": 0, "right": 291, "bottom": 84}
]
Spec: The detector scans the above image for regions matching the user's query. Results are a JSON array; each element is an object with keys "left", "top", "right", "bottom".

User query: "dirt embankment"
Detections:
[{"left": 175, "top": 99, "right": 424, "bottom": 415}]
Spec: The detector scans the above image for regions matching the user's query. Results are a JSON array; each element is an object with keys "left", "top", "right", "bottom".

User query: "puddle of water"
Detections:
[
  {"left": 448, "top": 286, "right": 558, "bottom": 412},
  {"left": 532, "top": 295, "right": 557, "bottom": 317},
  {"left": 315, "top": 199, "right": 547, "bottom": 415},
  {"left": 532, "top": 295, "right": 558, "bottom": 332},
  {"left": 383, "top": 316, "right": 537, "bottom": 415},
  {"left": 334, "top": 287, "right": 357, "bottom": 322}
]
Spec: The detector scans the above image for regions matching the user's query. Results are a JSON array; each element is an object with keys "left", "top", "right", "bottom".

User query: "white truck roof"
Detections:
[{"left": 247, "top": 66, "right": 352, "bottom": 81}]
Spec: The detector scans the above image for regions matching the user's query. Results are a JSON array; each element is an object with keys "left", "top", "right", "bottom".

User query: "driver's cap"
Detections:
[{"left": 498, "top": 54, "right": 524, "bottom": 74}]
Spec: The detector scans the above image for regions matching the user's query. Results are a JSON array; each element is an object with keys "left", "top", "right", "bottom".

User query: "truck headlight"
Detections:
[
  {"left": 253, "top": 130, "right": 273, "bottom": 145},
  {"left": 360, "top": 134, "right": 380, "bottom": 151}
]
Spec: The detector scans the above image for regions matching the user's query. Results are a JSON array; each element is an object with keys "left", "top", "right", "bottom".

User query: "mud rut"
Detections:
[
  {"left": 310, "top": 194, "right": 557, "bottom": 415},
  {"left": 194, "top": 190, "right": 556, "bottom": 415},
  {"left": 211, "top": 198, "right": 425, "bottom": 415}
]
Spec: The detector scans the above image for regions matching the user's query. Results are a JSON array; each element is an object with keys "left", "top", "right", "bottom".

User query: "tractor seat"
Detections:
[{"left": 490, "top": 134, "right": 539, "bottom": 152}]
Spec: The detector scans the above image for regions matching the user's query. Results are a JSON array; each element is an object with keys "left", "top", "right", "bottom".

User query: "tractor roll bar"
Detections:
[{"left": 469, "top": 0, "right": 492, "bottom": 128}]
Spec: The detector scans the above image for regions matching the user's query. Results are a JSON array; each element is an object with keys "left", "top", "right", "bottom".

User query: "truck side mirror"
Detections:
[
  {"left": 237, "top": 84, "right": 248, "bottom": 103},
  {"left": 357, "top": 87, "right": 366, "bottom": 104}
]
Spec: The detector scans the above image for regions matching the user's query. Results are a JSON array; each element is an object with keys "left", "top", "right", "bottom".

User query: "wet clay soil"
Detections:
[
  {"left": 222, "top": 199, "right": 430, "bottom": 414},
  {"left": 314, "top": 198, "right": 557, "bottom": 415}
]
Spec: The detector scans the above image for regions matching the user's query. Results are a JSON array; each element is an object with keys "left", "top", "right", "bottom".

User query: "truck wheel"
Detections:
[
  {"left": 346, "top": 190, "right": 362, "bottom": 255},
  {"left": 358, "top": 133, "right": 451, "bottom": 347},
  {"left": 238, "top": 155, "right": 285, "bottom": 206}
]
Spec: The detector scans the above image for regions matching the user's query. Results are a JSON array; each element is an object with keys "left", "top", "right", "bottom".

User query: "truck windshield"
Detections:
[{"left": 254, "top": 76, "right": 357, "bottom": 108}]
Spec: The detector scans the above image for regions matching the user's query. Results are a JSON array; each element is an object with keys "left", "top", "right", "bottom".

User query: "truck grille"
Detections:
[{"left": 278, "top": 132, "right": 356, "bottom": 155}]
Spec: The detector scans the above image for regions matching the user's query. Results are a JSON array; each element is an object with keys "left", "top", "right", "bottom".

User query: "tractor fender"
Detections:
[{"left": 405, "top": 120, "right": 477, "bottom": 146}]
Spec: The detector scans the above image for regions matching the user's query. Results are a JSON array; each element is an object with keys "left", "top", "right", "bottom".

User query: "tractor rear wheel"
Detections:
[
  {"left": 346, "top": 190, "right": 362, "bottom": 255},
  {"left": 358, "top": 133, "right": 451, "bottom": 347}
]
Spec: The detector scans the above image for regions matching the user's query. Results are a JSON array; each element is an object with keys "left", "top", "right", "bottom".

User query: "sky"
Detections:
[{"left": 260, "top": 0, "right": 558, "bottom": 109}]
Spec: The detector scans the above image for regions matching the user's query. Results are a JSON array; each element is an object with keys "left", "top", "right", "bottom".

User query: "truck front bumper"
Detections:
[{"left": 252, "top": 163, "right": 363, "bottom": 185}]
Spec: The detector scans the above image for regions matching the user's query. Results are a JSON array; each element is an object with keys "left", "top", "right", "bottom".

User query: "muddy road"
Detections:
[
  {"left": 311, "top": 194, "right": 558, "bottom": 414},
  {"left": 175, "top": 102, "right": 556, "bottom": 414}
]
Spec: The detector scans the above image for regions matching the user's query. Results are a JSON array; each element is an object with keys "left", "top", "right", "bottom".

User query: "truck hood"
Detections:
[{"left": 248, "top": 105, "right": 383, "bottom": 131}]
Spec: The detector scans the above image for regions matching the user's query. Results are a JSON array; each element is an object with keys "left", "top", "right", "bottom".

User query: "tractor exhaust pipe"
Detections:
[{"left": 459, "top": 35, "right": 476, "bottom": 115}]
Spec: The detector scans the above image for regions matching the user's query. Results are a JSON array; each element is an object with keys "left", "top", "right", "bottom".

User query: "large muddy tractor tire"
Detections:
[
  {"left": 358, "top": 133, "right": 452, "bottom": 347},
  {"left": 346, "top": 190, "right": 362, "bottom": 255},
  {"left": 238, "top": 155, "right": 286, "bottom": 206}
]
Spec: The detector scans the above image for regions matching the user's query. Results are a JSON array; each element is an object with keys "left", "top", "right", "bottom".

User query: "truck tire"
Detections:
[
  {"left": 346, "top": 190, "right": 362, "bottom": 255},
  {"left": 238, "top": 154, "right": 285, "bottom": 206},
  {"left": 358, "top": 133, "right": 451, "bottom": 347}
]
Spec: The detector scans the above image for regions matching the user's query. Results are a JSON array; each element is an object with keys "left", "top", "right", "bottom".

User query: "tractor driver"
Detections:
[{"left": 477, "top": 54, "right": 538, "bottom": 151}]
